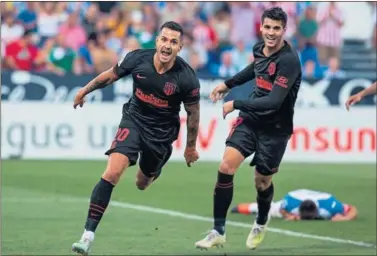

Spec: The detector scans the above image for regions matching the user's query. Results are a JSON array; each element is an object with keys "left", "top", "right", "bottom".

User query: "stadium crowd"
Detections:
[{"left": 1, "top": 2, "right": 376, "bottom": 80}]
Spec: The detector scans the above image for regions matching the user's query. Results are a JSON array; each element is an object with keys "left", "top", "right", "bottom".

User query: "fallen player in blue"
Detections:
[{"left": 231, "top": 189, "right": 358, "bottom": 221}]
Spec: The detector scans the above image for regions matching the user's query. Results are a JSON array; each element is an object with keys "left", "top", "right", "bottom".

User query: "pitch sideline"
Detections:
[
  {"left": 4, "top": 196, "right": 376, "bottom": 249},
  {"left": 109, "top": 201, "right": 375, "bottom": 248}
]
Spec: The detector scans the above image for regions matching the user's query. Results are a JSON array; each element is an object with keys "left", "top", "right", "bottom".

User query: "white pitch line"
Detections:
[
  {"left": 110, "top": 201, "right": 376, "bottom": 249},
  {"left": 4, "top": 197, "right": 376, "bottom": 248}
]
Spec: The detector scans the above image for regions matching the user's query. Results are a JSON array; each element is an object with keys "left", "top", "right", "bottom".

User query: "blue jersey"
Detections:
[{"left": 280, "top": 189, "right": 345, "bottom": 219}]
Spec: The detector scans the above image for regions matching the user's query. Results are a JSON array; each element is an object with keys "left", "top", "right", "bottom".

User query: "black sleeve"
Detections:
[
  {"left": 113, "top": 49, "right": 142, "bottom": 78},
  {"left": 224, "top": 62, "right": 255, "bottom": 89},
  {"left": 182, "top": 70, "right": 201, "bottom": 105},
  {"left": 233, "top": 54, "right": 300, "bottom": 112}
]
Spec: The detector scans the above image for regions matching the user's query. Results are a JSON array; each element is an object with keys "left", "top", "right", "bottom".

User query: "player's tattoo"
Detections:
[
  {"left": 184, "top": 102, "right": 200, "bottom": 148},
  {"left": 84, "top": 68, "right": 119, "bottom": 95}
]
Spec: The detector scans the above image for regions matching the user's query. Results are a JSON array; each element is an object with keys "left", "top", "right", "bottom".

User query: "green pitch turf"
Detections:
[{"left": 2, "top": 160, "right": 376, "bottom": 255}]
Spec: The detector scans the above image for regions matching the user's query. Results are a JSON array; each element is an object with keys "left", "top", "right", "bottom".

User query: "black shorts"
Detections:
[
  {"left": 105, "top": 115, "right": 173, "bottom": 178},
  {"left": 226, "top": 117, "right": 291, "bottom": 176}
]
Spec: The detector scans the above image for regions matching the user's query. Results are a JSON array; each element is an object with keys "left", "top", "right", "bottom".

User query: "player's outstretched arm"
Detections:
[
  {"left": 279, "top": 209, "right": 300, "bottom": 221},
  {"left": 228, "top": 54, "right": 300, "bottom": 115},
  {"left": 345, "top": 81, "right": 377, "bottom": 110},
  {"left": 184, "top": 102, "right": 200, "bottom": 167},
  {"left": 224, "top": 62, "right": 256, "bottom": 89},
  {"left": 210, "top": 63, "right": 256, "bottom": 103},
  {"left": 74, "top": 49, "right": 141, "bottom": 109},
  {"left": 73, "top": 68, "right": 119, "bottom": 109},
  {"left": 84, "top": 68, "right": 119, "bottom": 95},
  {"left": 357, "top": 81, "right": 376, "bottom": 97},
  {"left": 331, "top": 205, "right": 358, "bottom": 221}
]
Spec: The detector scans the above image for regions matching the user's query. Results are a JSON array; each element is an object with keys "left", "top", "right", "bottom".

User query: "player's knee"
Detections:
[
  {"left": 135, "top": 169, "right": 152, "bottom": 190},
  {"left": 255, "top": 179, "right": 271, "bottom": 191},
  {"left": 219, "top": 146, "right": 245, "bottom": 175},
  {"left": 135, "top": 178, "right": 150, "bottom": 191},
  {"left": 136, "top": 180, "right": 148, "bottom": 190},
  {"left": 135, "top": 178, "right": 148, "bottom": 191},
  {"left": 102, "top": 170, "right": 122, "bottom": 185},
  {"left": 103, "top": 153, "right": 130, "bottom": 185},
  {"left": 219, "top": 159, "right": 238, "bottom": 175},
  {"left": 254, "top": 171, "right": 272, "bottom": 191}
]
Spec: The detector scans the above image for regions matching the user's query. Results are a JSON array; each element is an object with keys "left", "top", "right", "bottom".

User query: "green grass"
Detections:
[{"left": 2, "top": 160, "right": 376, "bottom": 255}]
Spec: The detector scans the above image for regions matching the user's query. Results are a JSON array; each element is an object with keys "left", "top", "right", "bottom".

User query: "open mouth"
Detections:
[
  {"left": 161, "top": 49, "right": 172, "bottom": 57},
  {"left": 266, "top": 36, "right": 276, "bottom": 43}
]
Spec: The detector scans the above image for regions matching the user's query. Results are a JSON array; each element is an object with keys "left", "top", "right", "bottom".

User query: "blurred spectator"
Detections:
[
  {"left": 128, "top": 10, "right": 145, "bottom": 37},
  {"left": 34, "top": 37, "right": 55, "bottom": 72},
  {"left": 280, "top": 2, "right": 298, "bottom": 45},
  {"left": 37, "top": 2, "right": 67, "bottom": 44},
  {"left": 323, "top": 57, "right": 347, "bottom": 80},
  {"left": 316, "top": 2, "right": 344, "bottom": 65},
  {"left": 47, "top": 34, "right": 77, "bottom": 75},
  {"left": 230, "top": 40, "right": 253, "bottom": 70},
  {"left": 82, "top": 3, "right": 99, "bottom": 36},
  {"left": 141, "top": 3, "right": 160, "bottom": 32},
  {"left": 229, "top": 2, "right": 257, "bottom": 48},
  {"left": 297, "top": 6, "right": 318, "bottom": 50},
  {"left": 178, "top": 2, "right": 201, "bottom": 32},
  {"left": 107, "top": 8, "right": 129, "bottom": 39},
  {"left": 4, "top": 30, "right": 38, "bottom": 71},
  {"left": 120, "top": 36, "right": 141, "bottom": 57},
  {"left": 210, "top": 9, "right": 231, "bottom": 48},
  {"left": 90, "top": 31, "right": 117, "bottom": 74},
  {"left": 302, "top": 60, "right": 319, "bottom": 79},
  {"left": 56, "top": 3, "right": 70, "bottom": 15},
  {"left": 1, "top": 11, "right": 25, "bottom": 45},
  {"left": 119, "top": 2, "right": 143, "bottom": 13},
  {"left": 97, "top": 2, "right": 117, "bottom": 14},
  {"left": 252, "top": 3, "right": 267, "bottom": 41},
  {"left": 94, "top": 19, "right": 107, "bottom": 33},
  {"left": 17, "top": 2, "right": 38, "bottom": 33},
  {"left": 179, "top": 34, "right": 207, "bottom": 66},
  {"left": 58, "top": 12, "right": 86, "bottom": 51},
  {"left": 296, "top": 2, "right": 315, "bottom": 18},
  {"left": 1, "top": 2, "right": 12, "bottom": 15},
  {"left": 216, "top": 51, "right": 239, "bottom": 77},
  {"left": 66, "top": 2, "right": 91, "bottom": 18},
  {"left": 200, "top": 2, "right": 228, "bottom": 17},
  {"left": 299, "top": 45, "right": 320, "bottom": 68},
  {"left": 159, "top": 3, "right": 183, "bottom": 26},
  {"left": 188, "top": 51, "right": 206, "bottom": 73},
  {"left": 1, "top": 0, "right": 356, "bottom": 78},
  {"left": 104, "top": 29, "right": 123, "bottom": 55},
  {"left": 136, "top": 22, "right": 157, "bottom": 49},
  {"left": 76, "top": 33, "right": 96, "bottom": 74},
  {"left": 192, "top": 13, "right": 218, "bottom": 51},
  {"left": 1, "top": 2, "right": 23, "bottom": 15}
]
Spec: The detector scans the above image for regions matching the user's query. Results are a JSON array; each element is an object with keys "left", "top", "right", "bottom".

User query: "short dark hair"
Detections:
[
  {"left": 159, "top": 21, "right": 184, "bottom": 37},
  {"left": 299, "top": 200, "right": 318, "bottom": 220},
  {"left": 261, "top": 7, "right": 288, "bottom": 28}
]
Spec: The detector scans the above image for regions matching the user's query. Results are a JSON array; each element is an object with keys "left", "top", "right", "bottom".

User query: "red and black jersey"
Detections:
[
  {"left": 113, "top": 49, "right": 200, "bottom": 143},
  {"left": 225, "top": 40, "right": 302, "bottom": 134}
]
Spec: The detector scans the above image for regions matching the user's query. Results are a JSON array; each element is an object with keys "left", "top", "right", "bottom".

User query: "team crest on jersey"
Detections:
[
  {"left": 163, "top": 82, "right": 176, "bottom": 96},
  {"left": 191, "top": 88, "right": 200, "bottom": 96},
  {"left": 268, "top": 62, "right": 276, "bottom": 76}
]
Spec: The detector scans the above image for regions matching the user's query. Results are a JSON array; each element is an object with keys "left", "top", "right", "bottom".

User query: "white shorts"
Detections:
[{"left": 248, "top": 201, "right": 283, "bottom": 218}]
